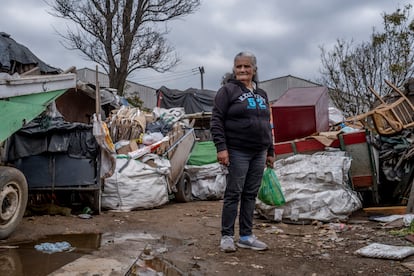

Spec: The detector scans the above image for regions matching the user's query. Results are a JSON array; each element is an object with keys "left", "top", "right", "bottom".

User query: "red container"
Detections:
[
  {"left": 274, "top": 130, "right": 377, "bottom": 191},
  {"left": 271, "top": 86, "right": 329, "bottom": 142}
]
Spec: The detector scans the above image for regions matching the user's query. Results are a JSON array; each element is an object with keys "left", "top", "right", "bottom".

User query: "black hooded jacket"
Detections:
[{"left": 210, "top": 79, "right": 274, "bottom": 157}]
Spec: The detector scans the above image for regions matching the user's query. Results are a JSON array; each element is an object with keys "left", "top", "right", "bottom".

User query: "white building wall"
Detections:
[
  {"left": 260, "top": 75, "right": 320, "bottom": 103},
  {"left": 76, "top": 68, "right": 157, "bottom": 109},
  {"left": 77, "top": 67, "right": 110, "bottom": 87}
]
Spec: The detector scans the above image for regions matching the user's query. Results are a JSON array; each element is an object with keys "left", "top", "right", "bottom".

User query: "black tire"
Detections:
[
  {"left": 174, "top": 172, "right": 192, "bottom": 203},
  {"left": 0, "top": 167, "right": 28, "bottom": 239}
]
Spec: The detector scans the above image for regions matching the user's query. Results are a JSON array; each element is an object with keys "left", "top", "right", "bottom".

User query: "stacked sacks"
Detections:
[{"left": 185, "top": 141, "right": 227, "bottom": 200}]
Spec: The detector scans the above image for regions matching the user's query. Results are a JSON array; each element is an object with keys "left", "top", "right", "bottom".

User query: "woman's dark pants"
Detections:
[{"left": 221, "top": 148, "right": 266, "bottom": 237}]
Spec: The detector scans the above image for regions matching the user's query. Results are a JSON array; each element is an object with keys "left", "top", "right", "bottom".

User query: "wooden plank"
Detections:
[
  {"left": 352, "top": 176, "right": 373, "bottom": 188},
  {"left": 363, "top": 206, "right": 407, "bottom": 215},
  {"left": 0, "top": 73, "right": 76, "bottom": 98}
]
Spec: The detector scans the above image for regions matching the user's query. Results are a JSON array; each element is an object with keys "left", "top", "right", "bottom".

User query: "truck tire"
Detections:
[
  {"left": 174, "top": 172, "right": 192, "bottom": 203},
  {"left": 0, "top": 167, "right": 28, "bottom": 239}
]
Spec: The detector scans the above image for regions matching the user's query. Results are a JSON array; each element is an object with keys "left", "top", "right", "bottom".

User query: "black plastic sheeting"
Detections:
[
  {"left": 5, "top": 117, "right": 98, "bottom": 162},
  {"left": 375, "top": 129, "right": 414, "bottom": 205},
  {"left": 156, "top": 86, "right": 216, "bottom": 114},
  {"left": 0, "top": 32, "right": 59, "bottom": 74}
]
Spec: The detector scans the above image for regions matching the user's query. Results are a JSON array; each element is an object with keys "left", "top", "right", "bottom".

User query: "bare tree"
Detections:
[
  {"left": 48, "top": 0, "right": 201, "bottom": 96},
  {"left": 319, "top": 5, "right": 414, "bottom": 116}
]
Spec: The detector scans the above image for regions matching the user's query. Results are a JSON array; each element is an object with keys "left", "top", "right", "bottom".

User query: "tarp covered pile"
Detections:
[
  {"left": 156, "top": 86, "right": 216, "bottom": 114},
  {"left": 256, "top": 151, "right": 362, "bottom": 222}
]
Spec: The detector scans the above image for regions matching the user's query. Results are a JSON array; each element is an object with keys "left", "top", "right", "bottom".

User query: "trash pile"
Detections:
[
  {"left": 346, "top": 80, "right": 414, "bottom": 207},
  {"left": 100, "top": 106, "right": 226, "bottom": 211},
  {"left": 101, "top": 79, "right": 414, "bottom": 219},
  {"left": 375, "top": 130, "right": 414, "bottom": 205},
  {"left": 258, "top": 79, "right": 414, "bottom": 223}
]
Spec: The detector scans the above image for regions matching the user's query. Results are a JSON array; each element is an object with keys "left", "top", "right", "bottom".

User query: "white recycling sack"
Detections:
[
  {"left": 355, "top": 243, "right": 414, "bottom": 260},
  {"left": 102, "top": 157, "right": 170, "bottom": 211},
  {"left": 256, "top": 151, "right": 362, "bottom": 222},
  {"left": 185, "top": 163, "right": 227, "bottom": 200}
]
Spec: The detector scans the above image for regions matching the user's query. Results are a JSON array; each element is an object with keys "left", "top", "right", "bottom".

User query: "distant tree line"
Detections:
[{"left": 319, "top": 4, "right": 414, "bottom": 117}]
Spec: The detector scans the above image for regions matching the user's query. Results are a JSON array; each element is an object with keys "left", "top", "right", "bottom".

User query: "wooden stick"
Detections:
[
  {"left": 368, "top": 86, "right": 386, "bottom": 104},
  {"left": 385, "top": 80, "right": 414, "bottom": 111},
  {"left": 95, "top": 65, "right": 101, "bottom": 120}
]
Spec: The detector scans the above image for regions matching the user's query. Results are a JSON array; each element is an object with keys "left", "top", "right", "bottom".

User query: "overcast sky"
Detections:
[{"left": 1, "top": 0, "right": 412, "bottom": 91}]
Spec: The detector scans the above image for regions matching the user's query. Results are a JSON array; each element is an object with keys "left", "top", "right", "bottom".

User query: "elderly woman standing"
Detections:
[{"left": 211, "top": 52, "right": 275, "bottom": 253}]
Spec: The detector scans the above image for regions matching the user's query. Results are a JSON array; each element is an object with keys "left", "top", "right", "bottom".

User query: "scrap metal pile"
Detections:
[{"left": 347, "top": 80, "right": 414, "bottom": 207}]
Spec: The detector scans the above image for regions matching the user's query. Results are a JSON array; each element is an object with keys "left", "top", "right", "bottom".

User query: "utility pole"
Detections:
[{"left": 198, "top": 66, "right": 205, "bottom": 90}]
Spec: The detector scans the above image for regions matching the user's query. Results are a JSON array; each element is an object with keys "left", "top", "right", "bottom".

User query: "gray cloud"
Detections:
[{"left": 1, "top": 0, "right": 412, "bottom": 92}]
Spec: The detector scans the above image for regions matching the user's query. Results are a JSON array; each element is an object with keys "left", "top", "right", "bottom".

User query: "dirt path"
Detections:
[{"left": 3, "top": 200, "right": 414, "bottom": 275}]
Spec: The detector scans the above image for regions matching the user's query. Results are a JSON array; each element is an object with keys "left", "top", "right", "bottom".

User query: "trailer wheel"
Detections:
[
  {"left": 174, "top": 172, "right": 192, "bottom": 203},
  {"left": 0, "top": 167, "right": 28, "bottom": 239}
]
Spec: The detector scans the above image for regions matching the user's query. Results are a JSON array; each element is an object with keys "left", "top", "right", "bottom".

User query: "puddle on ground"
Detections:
[
  {"left": 125, "top": 235, "right": 191, "bottom": 276},
  {"left": 0, "top": 233, "right": 190, "bottom": 276},
  {"left": 0, "top": 233, "right": 101, "bottom": 276},
  {"left": 127, "top": 246, "right": 185, "bottom": 276},
  {"left": 0, "top": 233, "right": 188, "bottom": 276},
  {"left": 129, "top": 256, "right": 184, "bottom": 276}
]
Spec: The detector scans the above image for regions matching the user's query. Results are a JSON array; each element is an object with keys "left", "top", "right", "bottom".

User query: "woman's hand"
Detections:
[
  {"left": 266, "top": 155, "right": 275, "bottom": 168},
  {"left": 217, "top": 150, "right": 230, "bottom": 166}
]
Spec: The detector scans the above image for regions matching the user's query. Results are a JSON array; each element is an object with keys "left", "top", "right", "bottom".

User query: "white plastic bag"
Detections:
[{"left": 355, "top": 243, "right": 414, "bottom": 260}]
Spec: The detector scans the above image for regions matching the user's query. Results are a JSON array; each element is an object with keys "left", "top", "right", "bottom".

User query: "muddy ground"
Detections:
[{"left": 3, "top": 199, "right": 414, "bottom": 276}]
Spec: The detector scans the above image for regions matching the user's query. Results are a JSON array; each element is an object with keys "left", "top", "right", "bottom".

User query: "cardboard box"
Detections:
[
  {"left": 117, "top": 140, "right": 138, "bottom": 154},
  {"left": 155, "top": 122, "right": 184, "bottom": 156}
]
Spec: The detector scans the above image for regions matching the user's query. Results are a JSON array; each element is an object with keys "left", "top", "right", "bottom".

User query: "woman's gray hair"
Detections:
[
  {"left": 221, "top": 72, "right": 233, "bottom": 86},
  {"left": 233, "top": 51, "right": 259, "bottom": 83}
]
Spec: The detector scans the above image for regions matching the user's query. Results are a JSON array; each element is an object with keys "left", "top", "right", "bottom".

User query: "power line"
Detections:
[
  {"left": 134, "top": 67, "right": 198, "bottom": 82},
  {"left": 143, "top": 71, "right": 198, "bottom": 84},
  {"left": 135, "top": 69, "right": 197, "bottom": 81},
  {"left": 139, "top": 70, "right": 199, "bottom": 86}
]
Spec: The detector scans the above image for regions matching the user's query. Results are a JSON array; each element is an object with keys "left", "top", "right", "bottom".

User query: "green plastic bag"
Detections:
[{"left": 258, "top": 167, "right": 286, "bottom": 206}]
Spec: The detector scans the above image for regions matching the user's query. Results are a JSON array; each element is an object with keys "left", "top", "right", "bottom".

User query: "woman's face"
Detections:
[{"left": 234, "top": 56, "right": 255, "bottom": 84}]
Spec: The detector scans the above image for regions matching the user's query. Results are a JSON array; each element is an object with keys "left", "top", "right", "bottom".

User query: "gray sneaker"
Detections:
[
  {"left": 220, "top": 235, "right": 236, "bottom": 253},
  {"left": 237, "top": 235, "right": 268, "bottom": 251}
]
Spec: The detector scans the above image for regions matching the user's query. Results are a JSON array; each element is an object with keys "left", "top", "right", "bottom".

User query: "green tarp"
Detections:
[
  {"left": 187, "top": 141, "right": 218, "bottom": 166},
  {"left": 0, "top": 89, "right": 66, "bottom": 143}
]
